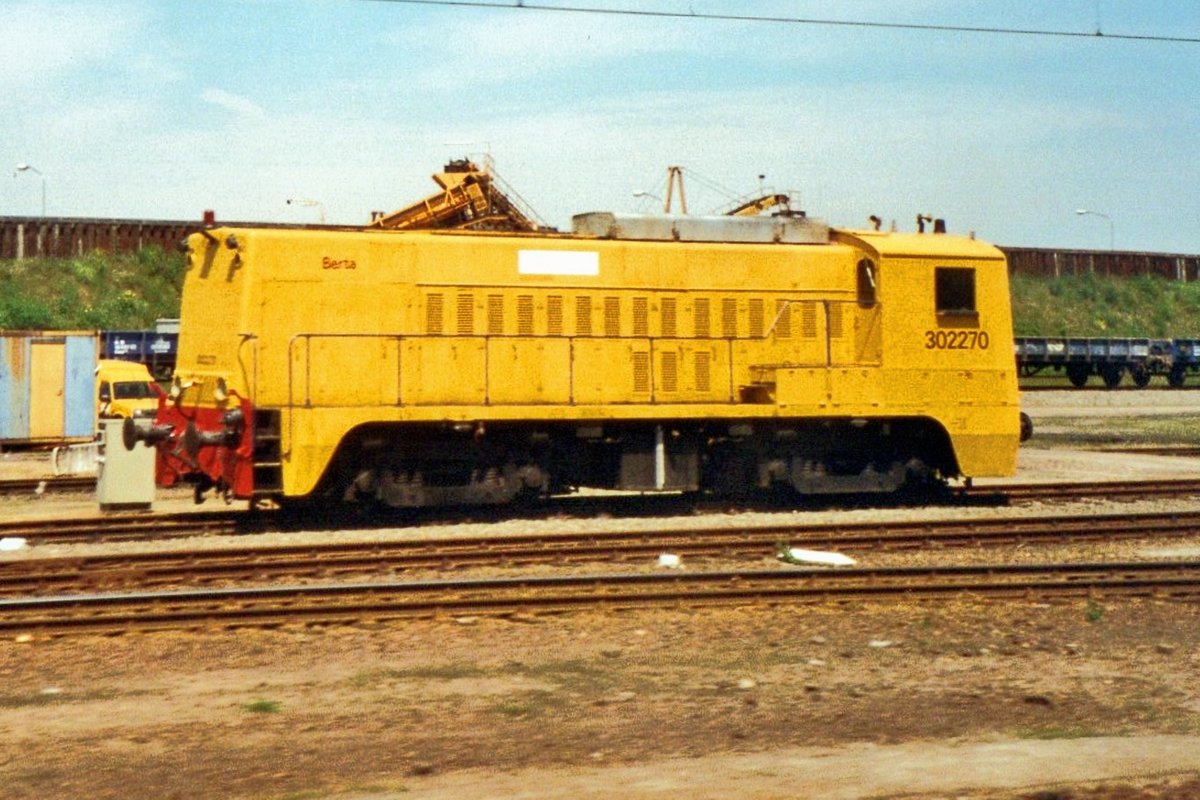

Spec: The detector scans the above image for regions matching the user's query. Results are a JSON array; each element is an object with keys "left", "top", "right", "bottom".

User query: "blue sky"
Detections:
[{"left": 2, "top": 1, "right": 1199, "bottom": 252}]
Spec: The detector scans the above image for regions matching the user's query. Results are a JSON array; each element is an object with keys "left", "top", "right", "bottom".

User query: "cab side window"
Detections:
[
  {"left": 935, "top": 267, "right": 976, "bottom": 315},
  {"left": 857, "top": 258, "right": 877, "bottom": 307}
]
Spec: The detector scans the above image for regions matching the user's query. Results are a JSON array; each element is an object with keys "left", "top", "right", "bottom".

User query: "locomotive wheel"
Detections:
[
  {"left": 1169, "top": 365, "right": 1187, "bottom": 388},
  {"left": 1100, "top": 365, "right": 1123, "bottom": 389},
  {"left": 1066, "top": 364, "right": 1090, "bottom": 388},
  {"left": 1130, "top": 363, "right": 1152, "bottom": 388}
]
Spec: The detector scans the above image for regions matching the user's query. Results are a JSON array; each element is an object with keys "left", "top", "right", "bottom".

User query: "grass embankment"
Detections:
[
  {"left": 3, "top": 249, "right": 1197, "bottom": 339},
  {"left": 0, "top": 247, "right": 184, "bottom": 330},
  {"left": 1010, "top": 273, "right": 1200, "bottom": 338}
]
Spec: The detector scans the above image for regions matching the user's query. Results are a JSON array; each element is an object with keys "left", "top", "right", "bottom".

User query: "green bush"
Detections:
[{"left": 0, "top": 247, "right": 184, "bottom": 330}]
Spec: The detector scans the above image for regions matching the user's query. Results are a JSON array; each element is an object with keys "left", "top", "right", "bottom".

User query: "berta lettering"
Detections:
[{"left": 322, "top": 256, "right": 357, "bottom": 270}]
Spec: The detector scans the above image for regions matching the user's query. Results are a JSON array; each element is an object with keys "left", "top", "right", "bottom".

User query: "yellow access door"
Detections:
[{"left": 29, "top": 340, "right": 66, "bottom": 439}]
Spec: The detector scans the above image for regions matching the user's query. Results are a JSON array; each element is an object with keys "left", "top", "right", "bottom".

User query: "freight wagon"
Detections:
[{"left": 1014, "top": 336, "right": 1200, "bottom": 388}]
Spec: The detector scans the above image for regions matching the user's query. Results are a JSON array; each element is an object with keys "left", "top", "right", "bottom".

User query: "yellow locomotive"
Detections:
[{"left": 135, "top": 210, "right": 1020, "bottom": 507}]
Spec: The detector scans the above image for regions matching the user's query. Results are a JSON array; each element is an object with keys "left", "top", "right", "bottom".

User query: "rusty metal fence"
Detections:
[
  {"left": 1000, "top": 246, "right": 1200, "bottom": 280},
  {"left": 0, "top": 216, "right": 197, "bottom": 260}
]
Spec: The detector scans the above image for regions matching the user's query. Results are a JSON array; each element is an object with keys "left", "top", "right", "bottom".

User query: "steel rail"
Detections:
[
  {"left": 4, "top": 510, "right": 1200, "bottom": 597},
  {"left": 0, "top": 510, "right": 242, "bottom": 543},
  {"left": 991, "top": 478, "right": 1200, "bottom": 501},
  {"left": 2, "top": 561, "right": 1198, "bottom": 636},
  {"left": 0, "top": 476, "right": 96, "bottom": 497},
  {"left": 1089, "top": 446, "right": 1200, "bottom": 458}
]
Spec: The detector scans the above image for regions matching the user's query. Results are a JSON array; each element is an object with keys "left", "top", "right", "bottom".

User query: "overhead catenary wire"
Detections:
[
  {"left": 633, "top": 166, "right": 761, "bottom": 214},
  {"left": 365, "top": 0, "right": 1200, "bottom": 45}
]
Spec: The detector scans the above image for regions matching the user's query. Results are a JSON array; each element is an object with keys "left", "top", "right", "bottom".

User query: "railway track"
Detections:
[
  {"left": 2, "top": 561, "right": 1198, "bottom": 637},
  {"left": 2, "top": 477, "right": 1200, "bottom": 546},
  {"left": 4, "top": 509, "right": 1200, "bottom": 597}
]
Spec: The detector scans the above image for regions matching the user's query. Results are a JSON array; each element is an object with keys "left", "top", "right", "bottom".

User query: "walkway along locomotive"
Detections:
[{"left": 129, "top": 211, "right": 1022, "bottom": 508}]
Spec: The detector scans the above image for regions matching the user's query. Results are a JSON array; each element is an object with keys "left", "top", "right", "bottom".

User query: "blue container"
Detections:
[{"left": 100, "top": 329, "right": 177, "bottom": 380}]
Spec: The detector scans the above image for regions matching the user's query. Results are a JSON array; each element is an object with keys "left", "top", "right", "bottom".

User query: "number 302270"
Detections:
[{"left": 924, "top": 330, "right": 990, "bottom": 350}]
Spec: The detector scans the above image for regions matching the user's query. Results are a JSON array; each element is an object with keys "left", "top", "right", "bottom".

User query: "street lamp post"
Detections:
[
  {"left": 1075, "top": 209, "right": 1114, "bottom": 251},
  {"left": 13, "top": 163, "right": 46, "bottom": 217}
]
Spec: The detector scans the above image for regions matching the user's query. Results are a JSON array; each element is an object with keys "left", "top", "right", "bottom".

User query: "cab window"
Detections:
[
  {"left": 856, "top": 258, "right": 877, "bottom": 306},
  {"left": 935, "top": 267, "right": 976, "bottom": 315}
]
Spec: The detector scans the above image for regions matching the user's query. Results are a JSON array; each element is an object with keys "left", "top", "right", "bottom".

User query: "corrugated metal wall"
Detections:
[
  {"left": 0, "top": 331, "right": 98, "bottom": 445},
  {"left": 63, "top": 335, "right": 97, "bottom": 438},
  {"left": 0, "top": 335, "right": 26, "bottom": 440}
]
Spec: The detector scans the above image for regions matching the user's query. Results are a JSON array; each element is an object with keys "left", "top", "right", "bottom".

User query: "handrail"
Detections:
[
  {"left": 236, "top": 333, "right": 258, "bottom": 406},
  {"left": 284, "top": 332, "right": 752, "bottom": 410},
  {"left": 279, "top": 297, "right": 879, "bottom": 453}
]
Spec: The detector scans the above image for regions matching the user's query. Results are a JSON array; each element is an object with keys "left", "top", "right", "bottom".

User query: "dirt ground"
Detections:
[{"left": 1, "top": 391, "right": 1199, "bottom": 799}]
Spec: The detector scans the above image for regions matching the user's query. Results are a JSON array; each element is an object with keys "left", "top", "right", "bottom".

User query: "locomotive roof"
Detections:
[
  {"left": 833, "top": 228, "right": 1006, "bottom": 261},
  {"left": 196, "top": 218, "right": 1005, "bottom": 261}
]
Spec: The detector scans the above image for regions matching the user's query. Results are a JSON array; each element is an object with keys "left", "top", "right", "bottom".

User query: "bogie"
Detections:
[{"left": 314, "top": 418, "right": 958, "bottom": 509}]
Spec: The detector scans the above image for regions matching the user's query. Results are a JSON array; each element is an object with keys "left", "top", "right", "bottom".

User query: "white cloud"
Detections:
[
  {"left": 200, "top": 89, "right": 268, "bottom": 120},
  {"left": 0, "top": 2, "right": 137, "bottom": 90},
  {"left": 382, "top": 9, "right": 735, "bottom": 91}
]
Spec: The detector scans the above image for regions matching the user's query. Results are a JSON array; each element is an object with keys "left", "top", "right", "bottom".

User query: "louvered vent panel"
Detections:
[
  {"left": 576, "top": 296, "right": 592, "bottom": 336},
  {"left": 774, "top": 299, "right": 791, "bottom": 339},
  {"left": 661, "top": 351, "right": 678, "bottom": 393},
  {"left": 426, "top": 293, "right": 444, "bottom": 335},
  {"left": 694, "top": 351, "right": 711, "bottom": 392},
  {"left": 661, "top": 297, "right": 677, "bottom": 337},
  {"left": 517, "top": 295, "right": 534, "bottom": 335},
  {"left": 487, "top": 294, "right": 504, "bottom": 335},
  {"left": 722, "top": 298, "right": 738, "bottom": 338},
  {"left": 801, "top": 302, "right": 818, "bottom": 339},
  {"left": 633, "top": 351, "right": 650, "bottom": 393},
  {"left": 457, "top": 293, "right": 474, "bottom": 335},
  {"left": 547, "top": 295, "right": 563, "bottom": 335},
  {"left": 605, "top": 297, "right": 620, "bottom": 337},
  {"left": 694, "top": 298, "right": 711, "bottom": 338},
  {"left": 633, "top": 297, "right": 649, "bottom": 337},
  {"left": 748, "top": 298, "right": 764, "bottom": 338},
  {"left": 829, "top": 303, "right": 844, "bottom": 339}
]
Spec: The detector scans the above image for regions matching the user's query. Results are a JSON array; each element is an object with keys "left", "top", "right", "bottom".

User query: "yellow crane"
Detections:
[{"left": 368, "top": 159, "right": 543, "bottom": 232}]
